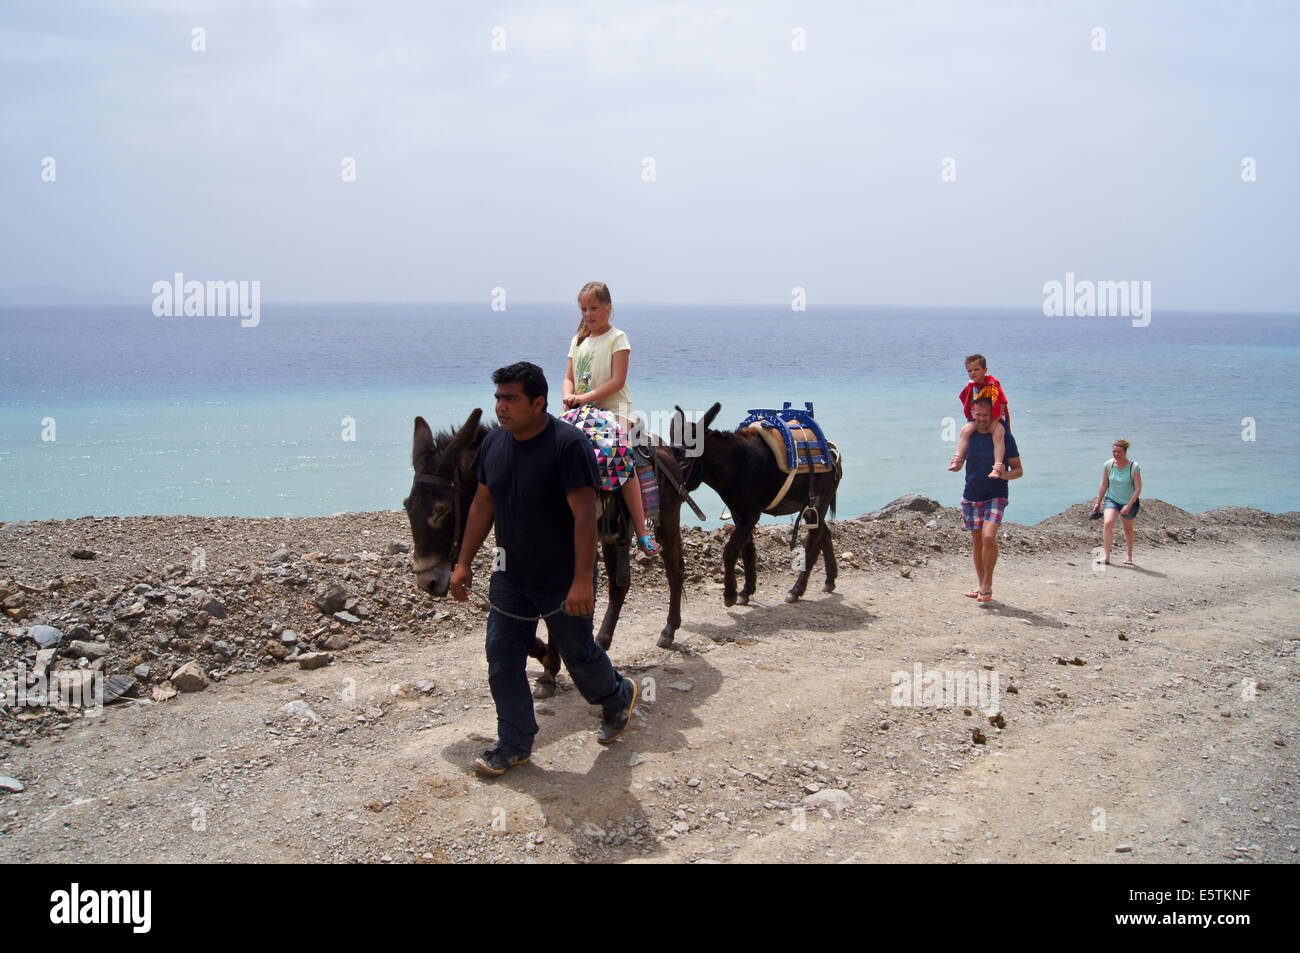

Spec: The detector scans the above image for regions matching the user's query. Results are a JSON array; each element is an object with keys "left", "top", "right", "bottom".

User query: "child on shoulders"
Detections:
[{"left": 947, "top": 353, "right": 1010, "bottom": 479}]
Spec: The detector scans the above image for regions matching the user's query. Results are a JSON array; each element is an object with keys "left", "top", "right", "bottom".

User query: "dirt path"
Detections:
[{"left": 3, "top": 528, "right": 1296, "bottom": 864}]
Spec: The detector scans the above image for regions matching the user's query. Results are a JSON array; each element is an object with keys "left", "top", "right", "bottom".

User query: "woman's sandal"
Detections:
[
  {"left": 965, "top": 589, "right": 981, "bottom": 598},
  {"left": 637, "top": 535, "right": 661, "bottom": 556},
  {"left": 977, "top": 590, "right": 993, "bottom": 603}
]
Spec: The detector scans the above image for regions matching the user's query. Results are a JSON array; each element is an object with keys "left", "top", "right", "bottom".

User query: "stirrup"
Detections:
[
  {"left": 720, "top": 507, "right": 732, "bottom": 521},
  {"left": 801, "top": 505, "right": 819, "bottom": 528}
]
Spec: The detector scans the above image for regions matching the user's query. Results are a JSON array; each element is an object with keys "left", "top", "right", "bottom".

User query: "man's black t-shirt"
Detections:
[
  {"left": 472, "top": 415, "right": 599, "bottom": 590},
  {"left": 963, "top": 430, "right": 1020, "bottom": 503}
]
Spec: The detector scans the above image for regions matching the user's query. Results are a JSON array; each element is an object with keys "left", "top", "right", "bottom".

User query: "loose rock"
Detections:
[
  {"left": 103, "top": 674, "right": 137, "bottom": 704},
  {"left": 198, "top": 598, "right": 228, "bottom": 620},
  {"left": 67, "top": 640, "right": 109, "bottom": 660},
  {"left": 170, "top": 661, "right": 208, "bottom": 693},
  {"left": 804, "top": 789, "right": 854, "bottom": 813},
  {"left": 27, "top": 625, "right": 63, "bottom": 649},
  {"left": 297, "top": 652, "right": 333, "bottom": 671},
  {"left": 315, "top": 585, "right": 349, "bottom": 614},
  {"left": 279, "top": 700, "right": 322, "bottom": 724}
]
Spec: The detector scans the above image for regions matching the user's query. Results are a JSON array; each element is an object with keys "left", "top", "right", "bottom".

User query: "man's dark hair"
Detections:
[
  {"left": 492, "top": 362, "right": 548, "bottom": 404},
  {"left": 971, "top": 396, "right": 994, "bottom": 409}
]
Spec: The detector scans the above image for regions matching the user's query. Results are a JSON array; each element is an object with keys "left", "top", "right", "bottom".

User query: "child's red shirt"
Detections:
[{"left": 959, "top": 374, "right": 1010, "bottom": 427}]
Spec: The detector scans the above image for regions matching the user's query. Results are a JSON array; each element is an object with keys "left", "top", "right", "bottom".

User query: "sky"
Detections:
[{"left": 1, "top": 0, "right": 1297, "bottom": 309}]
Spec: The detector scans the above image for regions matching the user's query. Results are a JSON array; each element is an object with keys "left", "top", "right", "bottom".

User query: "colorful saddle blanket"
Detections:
[{"left": 561, "top": 406, "right": 636, "bottom": 492}]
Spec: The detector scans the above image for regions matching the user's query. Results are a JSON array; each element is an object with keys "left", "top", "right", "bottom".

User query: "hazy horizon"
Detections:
[{"left": 3, "top": 1, "right": 1298, "bottom": 313}]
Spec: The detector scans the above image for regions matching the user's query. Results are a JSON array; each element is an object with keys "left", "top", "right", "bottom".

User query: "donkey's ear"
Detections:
[
  {"left": 671, "top": 405, "right": 685, "bottom": 446},
  {"left": 413, "top": 416, "right": 434, "bottom": 470},
  {"left": 448, "top": 408, "right": 483, "bottom": 452},
  {"left": 702, "top": 402, "right": 722, "bottom": 430}
]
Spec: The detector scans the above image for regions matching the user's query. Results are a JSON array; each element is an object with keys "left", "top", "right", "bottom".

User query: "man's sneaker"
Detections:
[
  {"left": 597, "top": 676, "right": 639, "bottom": 744},
  {"left": 473, "top": 746, "right": 530, "bottom": 777}
]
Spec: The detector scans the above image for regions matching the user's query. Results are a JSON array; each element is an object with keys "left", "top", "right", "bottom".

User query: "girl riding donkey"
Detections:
[{"left": 561, "top": 281, "right": 660, "bottom": 555}]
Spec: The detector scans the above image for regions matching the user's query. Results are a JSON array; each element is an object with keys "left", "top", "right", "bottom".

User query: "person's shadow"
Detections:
[
  {"left": 977, "top": 600, "right": 1068, "bottom": 627},
  {"left": 1118, "top": 563, "right": 1167, "bottom": 578},
  {"left": 439, "top": 655, "right": 724, "bottom": 860}
]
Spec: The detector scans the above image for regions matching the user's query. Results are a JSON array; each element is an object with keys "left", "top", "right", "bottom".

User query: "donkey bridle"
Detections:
[{"left": 413, "top": 471, "right": 464, "bottom": 566}]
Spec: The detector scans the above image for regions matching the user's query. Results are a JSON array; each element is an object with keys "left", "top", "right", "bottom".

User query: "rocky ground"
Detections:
[{"left": 1, "top": 497, "right": 1297, "bottom": 863}]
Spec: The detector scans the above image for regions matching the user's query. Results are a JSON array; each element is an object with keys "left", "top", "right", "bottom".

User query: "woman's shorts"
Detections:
[
  {"left": 1104, "top": 497, "right": 1140, "bottom": 519},
  {"left": 561, "top": 405, "right": 635, "bottom": 492},
  {"left": 961, "top": 497, "right": 1006, "bottom": 531}
]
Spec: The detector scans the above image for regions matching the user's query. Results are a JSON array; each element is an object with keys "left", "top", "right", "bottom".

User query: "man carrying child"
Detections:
[
  {"left": 953, "top": 397, "right": 1024, "bottom": 603},
  {"left": 948, "top": 353, "right": 1011, "bottom": 479}
]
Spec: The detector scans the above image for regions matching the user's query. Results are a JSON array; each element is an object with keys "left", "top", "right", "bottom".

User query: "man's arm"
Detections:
[
  {"left": 1003, "top": 455, "right": 1024, "bottom": 481},
  {"left": 450, "top": 482, "right": 494, "bottom": 601},
  {"left": 564, "top": 485, "right": 597, "bottom": 615}
]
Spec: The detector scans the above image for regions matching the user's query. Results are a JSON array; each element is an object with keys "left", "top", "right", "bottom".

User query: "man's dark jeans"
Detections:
[{"left": 485, "top": 570, "right": 632, "bottom": 757}]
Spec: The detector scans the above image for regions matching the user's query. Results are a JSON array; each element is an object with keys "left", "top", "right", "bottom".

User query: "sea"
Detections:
[{"left": 2, "top": 303, "right": 1298, "bottom": 526}]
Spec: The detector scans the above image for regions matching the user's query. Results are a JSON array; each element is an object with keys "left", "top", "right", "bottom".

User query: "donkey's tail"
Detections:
[{"left": 828, "top": 444, "right": 842, "bottom": 520}]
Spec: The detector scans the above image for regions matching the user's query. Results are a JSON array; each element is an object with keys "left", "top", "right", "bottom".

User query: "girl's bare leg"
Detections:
[{"left": 622, "top": 478, "right": 657, "bottom": 552}]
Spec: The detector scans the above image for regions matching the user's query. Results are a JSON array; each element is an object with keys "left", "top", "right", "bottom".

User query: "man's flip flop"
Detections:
[
  {"left": 977, "top": 590, "right": 993, "bottom": 602},
  {"left": 1123, "top": 558, "right": 1134, "bottom": 565},
  {"left": 965, "top": 589, "right": 981, "bottom": 598}
]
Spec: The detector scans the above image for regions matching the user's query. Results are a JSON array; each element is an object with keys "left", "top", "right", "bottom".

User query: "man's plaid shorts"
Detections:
[{"left": 961, "top": 497, "right": 1007, "bottom": 531}]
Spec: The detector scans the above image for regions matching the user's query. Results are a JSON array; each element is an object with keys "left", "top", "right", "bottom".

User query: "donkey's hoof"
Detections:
[
  {"left": 657, "top": 628, "right": 676, "bottom": 649},
  {"left": 596, "top": 634, "right": 612, "bottom": 651},
  {"left": 823, "top": 581, "right": 836, "bottom": 593},
  {"left": 736, "top": 593, "right": 749, "bottom": 606},
  {"left": 532, "top": 679, "right": 556, "bottom": 700},
  {"left": 785, "top": 592, "right": 801, "bottom": 604},
  {"left": 723, "top": 592, "right": 737, "bottom": 608}
]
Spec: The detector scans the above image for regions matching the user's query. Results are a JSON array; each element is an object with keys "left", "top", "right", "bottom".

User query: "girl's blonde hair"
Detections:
[
  {"left": 1113, "top": 438, "right": 1131, "bottom": 452},
  {"left": 574, "top": 281, "right": 612, "bottom": 344}
]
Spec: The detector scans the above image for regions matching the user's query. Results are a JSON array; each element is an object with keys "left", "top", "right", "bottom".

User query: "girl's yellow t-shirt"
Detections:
[{"left": 568, "top": 326, "right": 632, "bottom": 418}]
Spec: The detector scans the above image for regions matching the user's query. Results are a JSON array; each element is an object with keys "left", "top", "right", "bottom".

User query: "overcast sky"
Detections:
[{"left": 2, "top": 0, "right": 1297, "bottom": 309}]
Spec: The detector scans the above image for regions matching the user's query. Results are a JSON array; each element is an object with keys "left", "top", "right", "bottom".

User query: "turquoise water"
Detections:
[{"left": 2, "top": 304, "right": 1298, "bottom": 523}]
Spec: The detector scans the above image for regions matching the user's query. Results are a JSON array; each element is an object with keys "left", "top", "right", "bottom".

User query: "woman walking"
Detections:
[{"left": 1092, "top": 439, "right": 1142, "bottom": 565}]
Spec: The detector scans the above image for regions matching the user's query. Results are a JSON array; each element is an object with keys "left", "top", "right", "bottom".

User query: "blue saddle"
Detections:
[{"left": 737, "top": 402, "right": 833, "bottom": 470}]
